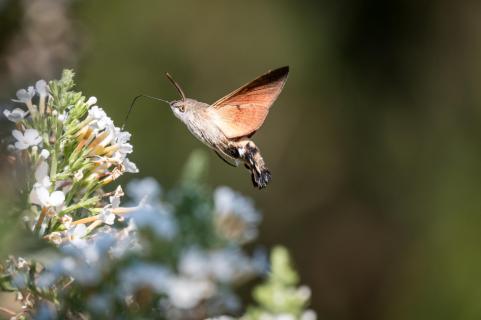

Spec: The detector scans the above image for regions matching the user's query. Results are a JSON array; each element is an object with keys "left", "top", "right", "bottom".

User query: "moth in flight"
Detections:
[{"left": 126, "top": 66, "right": 289, "bottom": 189}]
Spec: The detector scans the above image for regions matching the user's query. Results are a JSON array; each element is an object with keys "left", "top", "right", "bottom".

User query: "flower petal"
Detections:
[
  {"left": 14, "top": 141, "right": 28, "bottom": 150},
  {"left": 12, "top": 129, "right": 23, "bottom": 141},
  {"left": 24, "top": 129, "right": 39, "bottom": 141},
  {"left": 35, "top": 162, "right": 49, "bottom": 182},
  {"left": 29, "top": 187, "right": 42, "bottom": 206},
  {"left": 35, "top": 80, "right": 48, "bottom": 96},
  {"left": 49, "top": 191, "right": 65, "bottom": 207},
  {"left": 36, "top": 187, "right": 50, "bottom": 207}
]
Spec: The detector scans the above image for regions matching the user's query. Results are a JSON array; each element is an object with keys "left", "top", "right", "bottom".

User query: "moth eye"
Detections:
[{"left": 178, "top": 106, "right": 185, "bottom": 113}]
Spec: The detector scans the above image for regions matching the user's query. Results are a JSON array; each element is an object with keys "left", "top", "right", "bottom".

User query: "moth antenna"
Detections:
[
  {"left": 165, "top": 73, "right": 186, "bottom": 101},
  {"left": 122, "top": 94, "right": 170, "bottom": 130}
]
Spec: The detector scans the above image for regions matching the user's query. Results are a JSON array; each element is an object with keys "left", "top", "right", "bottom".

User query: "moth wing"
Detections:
[{"left": 210, "top": 66, "right": 289, "bottom": 139}]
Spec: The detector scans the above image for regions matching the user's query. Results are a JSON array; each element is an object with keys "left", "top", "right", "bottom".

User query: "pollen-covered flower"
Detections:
[
  {"left": 3, "top": 108, "right": 28, "bottom": 122},
  {"left": 12, "top": 129, "right": 42, "bottom": 150}
]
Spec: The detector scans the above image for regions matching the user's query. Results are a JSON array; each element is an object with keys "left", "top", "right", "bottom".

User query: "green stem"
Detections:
[{"left": 59, "top": 197, "right": 99, "bottom": 216}]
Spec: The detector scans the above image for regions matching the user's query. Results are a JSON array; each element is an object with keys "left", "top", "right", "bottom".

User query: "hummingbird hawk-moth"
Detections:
[{"left": 125, "top": 66, "right": 289, "bottom": 189}]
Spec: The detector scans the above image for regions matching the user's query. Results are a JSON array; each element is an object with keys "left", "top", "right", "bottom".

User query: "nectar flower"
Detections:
[
  {"left": 12, "top": 129, "right": 42, "bottom": 150},
  {"left": 3, "top": 108, "right": 28, "bottom": 122}
]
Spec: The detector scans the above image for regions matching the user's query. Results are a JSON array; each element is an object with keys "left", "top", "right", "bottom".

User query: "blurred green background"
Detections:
[{"left": 2, "top": 0, "right": 481, "bottom": 319}]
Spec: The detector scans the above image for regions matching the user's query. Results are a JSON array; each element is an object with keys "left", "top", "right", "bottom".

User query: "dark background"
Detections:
[{"left": 2, "top": 1, "right": 481, "bottom": 319}]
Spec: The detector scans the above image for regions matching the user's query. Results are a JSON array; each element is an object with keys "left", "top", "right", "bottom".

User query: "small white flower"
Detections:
[
  {"left": 209, "top": 249, "right": 256, "bottom": 283},
  {"left": 99, "top": 208, "right": 115, "bottom": 225},
  {"left": 128, "top": 207, "right": 177, "bottom": 239},
  {"left": 99, "top": 187, "right": 123, "bottom": 225},
  {"left": 112, "top": 126, "right": 133, "bottom": 158},
  {"left": 297, "top": 285, "right": 312, "bottom": 301},
  {"left": 29, "top": 186, "right": 65, "bottom": 208},
  {"left": 67, "top": 224, "right": 87, "bottom": 243},
  {"left": 86, "top": 96, "right": 97, "bottom": 106},
  {"left": 3, "top": 108, "right": 27, "bottom": 122},
  {"left": 110, "top": 186, "right": 123, "bottom": 207},
  {"left": 166, "top": 277, "right": 215, "bottom": 309},
  {"left": 123, "top": 158, "right": 139, "bottom": 173},
  {"left": 28, "top": 161, "right": 52, "bottom": 205},
  {"left": 127, "top": 177, "right": 161, "bottom": 202},
  {"left": 214, "top": 186, "right": 261, "bottom": 243},
  {"left": 120, "top": 262, "right": 170, "bottom": 294},
  {"left": 35, "top": 80, "right": 48, "bottom": 97},
  {"left": 13, "top": 86, "right": 35, "bottom": 104},
  {"left": 40, "top": 149, "right": 50, "bottom": 159},
  {"left": 88, "top": 106, "right": 113, "bottom": 130},
  {"left": 12, "top": 129, "right": 42, "bottom": 150},
  {"left": 179, "top": 248, "right": 210, "bottom": 279}
]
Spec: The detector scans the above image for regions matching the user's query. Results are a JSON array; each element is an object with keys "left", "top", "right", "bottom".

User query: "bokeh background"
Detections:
[{"left": 2, "top": 0, "right": 481, "bottom": 319}]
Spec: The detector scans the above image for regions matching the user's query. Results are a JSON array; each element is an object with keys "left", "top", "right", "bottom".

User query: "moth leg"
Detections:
[{"left": 214, "top": 150, "right": 238, "bottom": 167}]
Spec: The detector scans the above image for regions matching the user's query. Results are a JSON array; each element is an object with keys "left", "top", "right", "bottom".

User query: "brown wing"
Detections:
[{"left": 210, "top": 66, "right": 289, "bottom": 139}]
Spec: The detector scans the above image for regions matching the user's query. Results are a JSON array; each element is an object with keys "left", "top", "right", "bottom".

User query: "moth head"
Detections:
[
  {"left": 166, "top": 73, "right": 207, "bottom": 121},
  {"left": 169, "top": 98, "right": 199, "bottom": 119}
]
